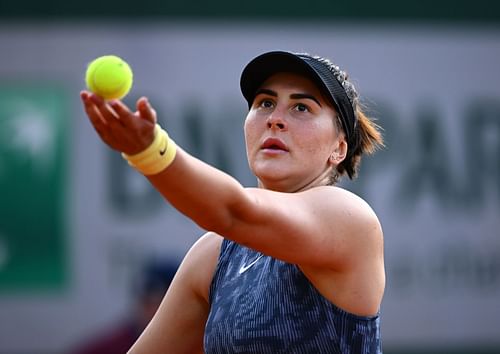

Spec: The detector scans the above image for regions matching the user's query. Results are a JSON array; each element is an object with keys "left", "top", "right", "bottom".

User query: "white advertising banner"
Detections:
[{"left": 0, "top": 22, "right": 499, "bottom": 352}]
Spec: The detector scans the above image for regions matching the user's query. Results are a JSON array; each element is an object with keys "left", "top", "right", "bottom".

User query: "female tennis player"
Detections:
[{"left": 81, "top": 51, "right": 385, "bottom": 353}]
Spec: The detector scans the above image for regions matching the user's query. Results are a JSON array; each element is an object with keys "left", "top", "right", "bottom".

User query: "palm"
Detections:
[{"left": 80, "top": 91, "right": 157, "bottom": 155}]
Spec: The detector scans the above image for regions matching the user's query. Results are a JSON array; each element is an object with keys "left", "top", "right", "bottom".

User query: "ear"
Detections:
[{"left": 329, "top": 140, "right": 348, "bottom": 165}]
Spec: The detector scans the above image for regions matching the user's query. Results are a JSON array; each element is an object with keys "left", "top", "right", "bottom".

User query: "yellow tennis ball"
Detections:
[{"left": 85, "top": 55, "right": 133, "bottom": 100}]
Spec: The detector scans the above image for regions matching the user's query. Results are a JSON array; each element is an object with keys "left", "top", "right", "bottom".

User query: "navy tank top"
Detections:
[{"left": 204, "top": 239, "right": 382, "bottom": 354}]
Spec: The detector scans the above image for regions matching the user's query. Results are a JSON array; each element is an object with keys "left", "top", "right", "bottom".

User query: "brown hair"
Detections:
[
  {"left": 308, "top": 55, "right": 384, "bottom": 184},
  {"left": 331, "top": 106, "right": 384, "bottom": 184}
]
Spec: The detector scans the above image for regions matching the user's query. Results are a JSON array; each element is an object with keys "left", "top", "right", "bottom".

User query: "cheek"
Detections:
[
  {"left": 294, "top": 122, "right": 335, "bottom": 157},
  {"left": 244, "top": 115, "right": 260, "bottom": 147}
]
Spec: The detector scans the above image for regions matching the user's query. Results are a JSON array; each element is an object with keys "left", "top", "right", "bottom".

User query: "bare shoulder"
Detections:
[
  {"left": 299, "top": 187, "right": 385, "bottom": 314},
  {"left": 177, "top": 232, "right": 223, "bottom": 302},
  {"left": 304, "top": 185, "right": 383, "bottom": 264},
  {"left": 308, "top": 185, "right": 377, "bottom": 210},
  {"left": 186, "top": 231, "right": 224, "bottom": 258},
  {"left": 306, "top": 186, "right": 381, "bottom": 232}
]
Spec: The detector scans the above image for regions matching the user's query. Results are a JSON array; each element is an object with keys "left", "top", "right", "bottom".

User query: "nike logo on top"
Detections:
[{"left": 238, "top": 255, "right": 263, "bottom": 274}]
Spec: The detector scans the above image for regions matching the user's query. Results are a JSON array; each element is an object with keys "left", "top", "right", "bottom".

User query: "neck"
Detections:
[{"left": 257, "top": 168, "right": 333, "bottom": 193}]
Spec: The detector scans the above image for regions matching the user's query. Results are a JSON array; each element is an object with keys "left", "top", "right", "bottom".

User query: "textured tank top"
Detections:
[{"left": 204, "top": 239, "right": 382, "bottom": 354}]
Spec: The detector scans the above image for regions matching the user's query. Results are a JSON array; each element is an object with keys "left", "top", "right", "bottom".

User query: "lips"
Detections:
[{"left": 261, "top": 137, "right": 289, "bottom": 151}]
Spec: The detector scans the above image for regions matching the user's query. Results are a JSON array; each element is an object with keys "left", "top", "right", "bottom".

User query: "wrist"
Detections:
[{"left": 122, "top": 124, "right": 177, "bottom": 175}]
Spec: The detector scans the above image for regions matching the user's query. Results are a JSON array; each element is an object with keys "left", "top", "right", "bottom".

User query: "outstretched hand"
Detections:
[{"left": 80, "top": 91, "right": 157, "bottom": 155}]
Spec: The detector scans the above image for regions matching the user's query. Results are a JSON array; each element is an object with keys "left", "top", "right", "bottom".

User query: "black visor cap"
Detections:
[{"left": 240, "top": 51, "right": 355, "bottom": 144}]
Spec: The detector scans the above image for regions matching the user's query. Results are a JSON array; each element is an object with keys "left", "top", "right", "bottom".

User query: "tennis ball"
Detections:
[{"left": 85, "top": 55, "right": 133, "bottom": 100}]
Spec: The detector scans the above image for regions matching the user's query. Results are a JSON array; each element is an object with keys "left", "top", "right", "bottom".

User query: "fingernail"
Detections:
[{"left": 139, "top": 99, "right": 148, "bottom": 110}]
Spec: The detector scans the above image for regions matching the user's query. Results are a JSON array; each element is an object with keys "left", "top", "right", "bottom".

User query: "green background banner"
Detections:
[{"left": 0, "top": 84, "right": 68, "bottom": 291}]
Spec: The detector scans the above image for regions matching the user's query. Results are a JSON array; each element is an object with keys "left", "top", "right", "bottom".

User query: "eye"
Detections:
[
  {"left": 294, "top": 103, "right": 310, "bottom": 113},
  {"left": 261, "top": 99, "right": 274, "bottom": 108},
  {"left": 257, "top": 99, "right": 274, "bottom": 109}
]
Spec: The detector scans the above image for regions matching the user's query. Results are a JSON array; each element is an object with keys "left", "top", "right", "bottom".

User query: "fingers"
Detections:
[
  {"left": 81, "top": 91, "right": 110, "bottom": 136},
  {"left": 81, "top": 91, "right": 129, "bottom": 148},
  {"left": 80, "top": 91, "right": 158, "bottom": 154},
  {"left": 109, "top": 99, "right": 136, "bottom": 127},
  {"left": 88, "top": 94, "right": 124, "bottom": 128},
  {"left": 137, "top": 97, "right": 157, "bottom": 124}
]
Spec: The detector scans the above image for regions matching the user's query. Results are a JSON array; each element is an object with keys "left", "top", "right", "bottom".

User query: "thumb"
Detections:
[{"left": 137, "top": 97, "right": 157, "bottom": 124}]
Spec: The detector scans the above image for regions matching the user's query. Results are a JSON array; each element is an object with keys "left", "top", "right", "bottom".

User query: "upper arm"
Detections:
[
  {"left": 128, "top": 232, "right": 222, "bottom": 354},
  {"left": 225, "top": 186, "right": 382, "bottom": 270}
]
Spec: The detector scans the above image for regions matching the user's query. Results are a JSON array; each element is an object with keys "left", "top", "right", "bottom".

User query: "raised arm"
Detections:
[
  {"left": 81, "top": 92, "right": 381, "bottom": 270},
  {"left": 152, "top": 147, "right": 380, "bottom": 269}
]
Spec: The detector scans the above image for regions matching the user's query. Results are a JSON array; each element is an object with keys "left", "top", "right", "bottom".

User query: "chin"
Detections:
[
  {"left": 254, "top": 165, "right": 288, "bottom": 181},
  {"left": 255, "top": 172, "right": 294, "bottom": 192}
]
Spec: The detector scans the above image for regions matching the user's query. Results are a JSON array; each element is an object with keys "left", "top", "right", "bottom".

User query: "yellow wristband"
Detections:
[{"left": 121, "top": 124, "right": 177, "bottom": 175}]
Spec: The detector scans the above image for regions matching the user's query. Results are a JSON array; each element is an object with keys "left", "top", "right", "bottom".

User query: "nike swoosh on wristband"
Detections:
[
  {"left": 159, "top": 143, "right": 167, "bottom": 156},
  {"left": 238, "top": 255, "right": 263, "bottom": 274}
]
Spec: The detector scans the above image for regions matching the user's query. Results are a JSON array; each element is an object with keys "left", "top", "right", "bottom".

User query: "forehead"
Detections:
[{"left": 258, "top": 72, "right": 333, "bottom": 107}]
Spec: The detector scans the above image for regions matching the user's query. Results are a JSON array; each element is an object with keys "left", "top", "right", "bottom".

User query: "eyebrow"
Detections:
[
  {"left": 255, "top": 88, "right": 322, "bottom": 107},
  {"left": 290, "top": 93, "right": 322, "bottom": 107},
  {"left": 255, "top": 88, "right": 277, "bottom": 97}
]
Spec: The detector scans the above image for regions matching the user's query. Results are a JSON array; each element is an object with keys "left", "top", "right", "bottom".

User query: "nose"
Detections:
[{"left": 266, "top": 110, "right": 287, "bottom": 131}]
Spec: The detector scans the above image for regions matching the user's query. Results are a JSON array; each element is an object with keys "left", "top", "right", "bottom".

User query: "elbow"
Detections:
[
  {"left": 196, "top": 212, "right": 234, "bottom": 236},
  {"left": 196, "top": 191, "right": 255, "bottom": 238},
  {"left": 193, "top": 202, "right": 239, "bottom": 236}
]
